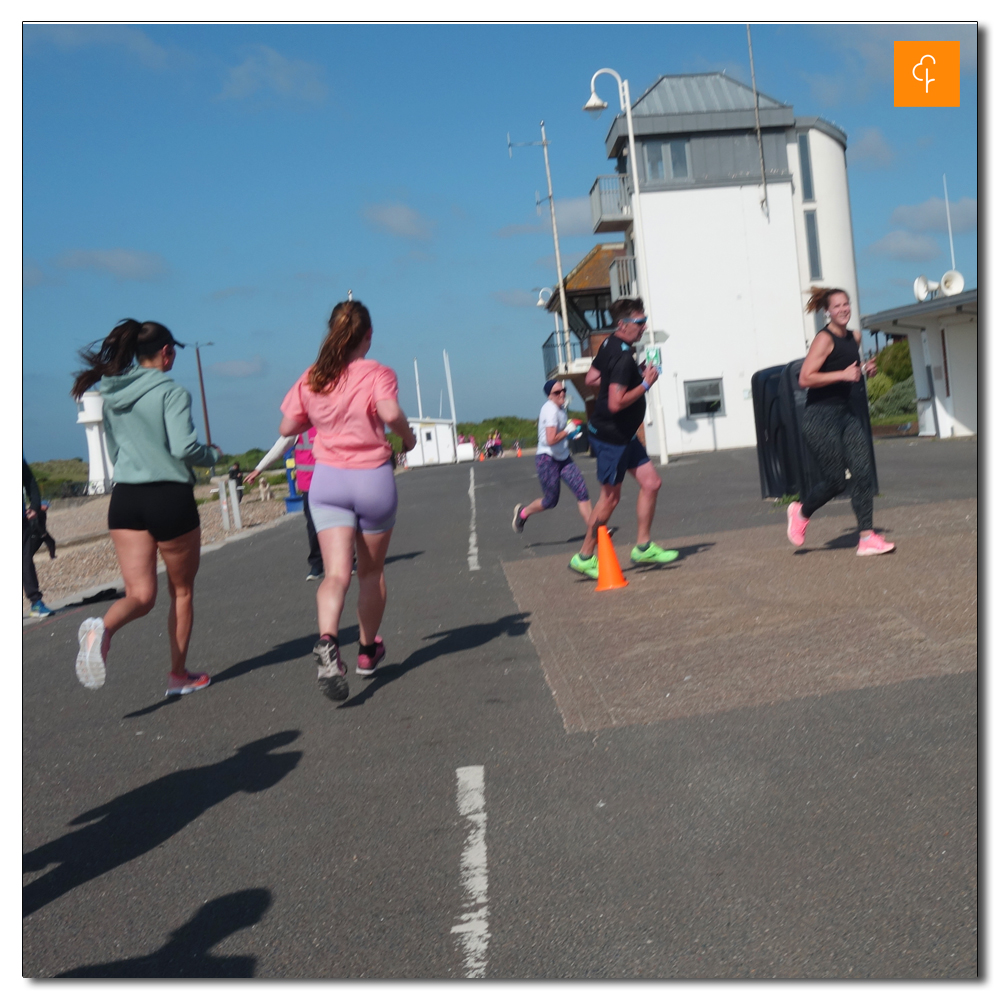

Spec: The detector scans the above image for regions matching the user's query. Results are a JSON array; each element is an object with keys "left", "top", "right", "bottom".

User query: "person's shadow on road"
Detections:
[
  {"left": 23, "top": 732, "right": 302, "bottom": 918},
  {"left": 338, "top": 612, "right": 531, "bottom": 708},
  {"left": 123, "top": 633, "right": 354, "bottom": 718},
  {"left": 55, "top": 888, "right": 272, "bottom": 978}
]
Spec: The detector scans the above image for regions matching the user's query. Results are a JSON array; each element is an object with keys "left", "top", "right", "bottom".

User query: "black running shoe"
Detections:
[{"left": 314, "top": 638, "right": 349, "bottom": 701}]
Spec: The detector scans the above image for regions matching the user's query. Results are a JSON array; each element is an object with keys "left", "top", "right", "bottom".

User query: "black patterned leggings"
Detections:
[{"left": 800, "top": 403, "right": 875, "bottom": 531}]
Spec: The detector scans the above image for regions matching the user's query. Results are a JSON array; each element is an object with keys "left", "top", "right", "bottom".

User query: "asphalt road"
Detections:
[{"left": 22, "top": 436, "right": 977, "bottom": 978}]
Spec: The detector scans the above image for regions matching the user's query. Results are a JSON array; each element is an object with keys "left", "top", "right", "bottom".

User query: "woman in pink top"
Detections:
[{"left": 275, "top": 300, "right": 416, "bottom": 701}]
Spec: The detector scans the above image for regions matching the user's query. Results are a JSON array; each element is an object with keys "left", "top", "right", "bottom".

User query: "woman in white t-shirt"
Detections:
[{"left": 512, "top": 380, "right": 592, "bottom": 534}]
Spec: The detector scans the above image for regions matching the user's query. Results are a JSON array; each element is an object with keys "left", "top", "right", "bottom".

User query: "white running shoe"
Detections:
[{"left": 75, "top": 617, "right": 107, "bottom": 690}]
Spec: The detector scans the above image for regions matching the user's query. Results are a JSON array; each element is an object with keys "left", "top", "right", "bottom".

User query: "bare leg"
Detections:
[
  {"left": 105, "top": 529, "right": 158, "bottom": 639},
  {"left": 576, "top": 499, "right": 593, "bottom": 527},
  {"left": 630, "top": 463, "right": 662, "bottom": 547},
  {"left": 157, "top": 527, "right": 202, "bottom": 680},
  {"left": 315, "top": 526, "right": 355, "bottom": 638},
  {"left": 518, "top": 497, "right": 547, "bottom": 520},
  {"left": 580, "top": 483, "right": 622, "bottom": 558},
  {"left": 355, "top": 529, "right": 394, "bottom": 646}
]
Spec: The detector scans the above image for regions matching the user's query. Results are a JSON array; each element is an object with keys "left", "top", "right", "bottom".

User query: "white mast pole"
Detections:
[
  {"left": 943, "top": 174, "right": 956, "bottom": 271},
  {"left": 413, "top": 358, "right": 424, "bottom": 419},
  {"left": 443, "top": 349, "right": 458, "bottom": 423}
]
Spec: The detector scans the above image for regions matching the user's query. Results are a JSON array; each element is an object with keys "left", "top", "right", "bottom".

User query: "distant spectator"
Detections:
[{"left": 23, "top": 459, "right": 56, "bottom": 618}]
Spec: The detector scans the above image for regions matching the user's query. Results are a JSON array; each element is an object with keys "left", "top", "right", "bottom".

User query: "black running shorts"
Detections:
[{"left": 107, "top": 482, "right": 200, "bottom": 542}]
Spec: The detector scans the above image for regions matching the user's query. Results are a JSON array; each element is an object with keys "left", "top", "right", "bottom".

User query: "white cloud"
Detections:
[
  {"left": 208, "top": 355, "right": 268, "bottom": 379},
  {"left": 25, "top": 25, "right": 171, "bottom": 69},
  {"left": 219, "top": 45, "right": 326, "bottom": 103},
  {"left": 492, "top": 289, "right": 538, "bottom": 308},
  {"left": 847, "top": 127, "right": 895, "bottom": 169},
  {"left": 55, "top": 248, "right": 169, "bottom": 282},
  {"left": 867, "top": 231, "right": 940, "bottom": 262},
  {"left": 361, "top": 202, "right": 435, "bottom": 241},
  {"left": 495, "top": 197, "right": 594, "bottom": 239},
  {"left": 889, "top": 197, "right": 977, "bottom": 234}
]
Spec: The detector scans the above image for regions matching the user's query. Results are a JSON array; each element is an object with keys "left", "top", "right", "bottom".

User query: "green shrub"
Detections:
[
  {"left": 865, "top": 371, "right": 893, "bottom": 404},
  {"left": 29, "top": 459, "right": 90, "bottom": 498},
  {"left": 875, "top": 339, "right": 913, "bottom": 383},
  {"left": 869, "top": 376, "right": 916, "bottom": 418}
]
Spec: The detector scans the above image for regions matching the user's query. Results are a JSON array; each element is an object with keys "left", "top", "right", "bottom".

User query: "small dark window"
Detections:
[
  {"left": 425, "top": 431, "right": 433, "bottom": 441},
  {"left": 684, "top": 379, "right": 725, "bottom": 417},
  {"left": 805, "top": 210, "right": 822, "bottom": 280},
  {"left": 798, "top": 133, "right": 815, "bottom": 202}
]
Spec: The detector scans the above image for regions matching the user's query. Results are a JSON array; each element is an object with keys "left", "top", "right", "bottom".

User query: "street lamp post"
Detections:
[
  {"left": 584, "top": 69, "right": 670, "bottom": 465},
  {"left": 193, "top": 341, "right": 215, "bottom": 449}
]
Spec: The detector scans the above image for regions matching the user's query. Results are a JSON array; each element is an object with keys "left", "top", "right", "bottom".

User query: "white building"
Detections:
[
  {"left": 405, "top": 417, "right": 462, "bottom": 467},
  {"left": 554, "top": 73, "right": 860, "bottom": 458},
  {"left": 861, "top": 290, "right": 978, "bottom": 438}
]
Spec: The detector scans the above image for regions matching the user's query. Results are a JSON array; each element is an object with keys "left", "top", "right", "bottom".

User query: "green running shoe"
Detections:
[
  {"left": 631, "top": 541, "right": 679, "bottom": 565},
  {"left": 568, "top": 552, "right": 599, "bottom": 579}
]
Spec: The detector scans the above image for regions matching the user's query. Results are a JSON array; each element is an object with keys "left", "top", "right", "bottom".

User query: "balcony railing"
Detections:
[
  {"left": 589, "top": 174, "right": 632, "bottom": 233},
  {"left": 609, "top": 255, "right": 638, "bottom": 302},
  {"left": 542, "top": 331, "right": 584, "bottom": 376}
]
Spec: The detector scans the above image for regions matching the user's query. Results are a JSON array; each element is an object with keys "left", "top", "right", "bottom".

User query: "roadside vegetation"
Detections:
[{"left": 868, "top": 341, "right": 916, "bottom": 423}]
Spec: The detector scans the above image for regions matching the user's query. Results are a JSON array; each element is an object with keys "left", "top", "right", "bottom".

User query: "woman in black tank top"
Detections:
[{"left": 785, "top": 287, "right": 896, "bottom": 556}]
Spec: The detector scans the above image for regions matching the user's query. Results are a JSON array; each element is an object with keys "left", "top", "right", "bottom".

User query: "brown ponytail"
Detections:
[
  {"left": 71, "top": 319, "right": 177, "bottom": 399},
  {"left": 805, "top": 286, "right": 849, "bottom": 315},
  {"left": 308, "top": 301, "right": 373, "bottom": 394}
]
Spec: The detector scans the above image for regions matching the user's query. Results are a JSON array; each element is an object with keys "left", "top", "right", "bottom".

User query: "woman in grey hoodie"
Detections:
[{"left": 71, "top": 320, "right": 222, "bottom": 697}]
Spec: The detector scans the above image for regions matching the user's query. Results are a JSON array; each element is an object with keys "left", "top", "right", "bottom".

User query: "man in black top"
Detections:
[{"left": 568, "top": 298, "right": 678, "bottom": 579}]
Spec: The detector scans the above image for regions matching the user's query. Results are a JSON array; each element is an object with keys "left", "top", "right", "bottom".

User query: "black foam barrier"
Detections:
[{"left": 752, "top": 359, "right": 877, "bottom": 500}]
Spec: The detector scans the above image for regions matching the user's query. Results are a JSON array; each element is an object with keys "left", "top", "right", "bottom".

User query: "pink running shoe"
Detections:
[
  {"left": 166, "top": 672, "right": 211, "bottom": 696},
  {"left": 857, "top": 532, "right": 895, "bottom": 556},
  {"left": 357, "top": 637, "right": 386, "bottom": 678},
  {"left": 786, "top": 501, "right": 809, "bottom": 547}
]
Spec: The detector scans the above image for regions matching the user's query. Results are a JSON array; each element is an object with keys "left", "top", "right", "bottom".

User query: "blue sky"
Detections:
[{"left": 22, "top": 21, "right": 978, "bottom": 462}]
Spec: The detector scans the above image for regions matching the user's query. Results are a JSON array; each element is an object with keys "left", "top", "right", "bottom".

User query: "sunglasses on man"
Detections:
[{"left": 620, "top": 316, "right": 648, "bottom": 326}]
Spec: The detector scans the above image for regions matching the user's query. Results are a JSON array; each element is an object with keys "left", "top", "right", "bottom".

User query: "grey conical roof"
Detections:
[{"left": 632, "top": 73, "right": 788, "bottom": 116}]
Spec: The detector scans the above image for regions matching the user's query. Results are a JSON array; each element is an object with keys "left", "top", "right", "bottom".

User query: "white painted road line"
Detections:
[
  {"left": 467, "top": 467, "right": 480, "bottom": 571},
  {"left": 451, "top": 765, "right": 489, "bottom": 977}
]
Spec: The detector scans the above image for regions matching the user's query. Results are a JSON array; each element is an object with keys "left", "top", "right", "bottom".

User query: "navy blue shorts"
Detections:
[{"left": 589, "top": 434, "right": 650, "bottom": 486}]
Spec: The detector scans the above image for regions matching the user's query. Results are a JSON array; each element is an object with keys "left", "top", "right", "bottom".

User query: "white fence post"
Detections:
[
  {"left": 212, "top": 476, "right": 231, "bottom": 531},
  {"left": 227, "top": 479, "right": 243, "bottom": 530}
]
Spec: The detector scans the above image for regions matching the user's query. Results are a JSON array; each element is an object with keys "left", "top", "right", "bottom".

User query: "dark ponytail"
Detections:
[
  {"left": 71, "top": 319, "right": 176, "bottom": 399},
  {"left": 805, "top": 286, "right": 849, "bottom": 315}
]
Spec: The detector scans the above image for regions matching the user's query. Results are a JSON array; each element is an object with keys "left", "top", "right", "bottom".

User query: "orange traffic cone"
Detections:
[
  {"left": 594, "top": 526, "right": 628, "bottom": 591},
  {"left": 516, "top": 443, "right": 522, "bottom": 457},
  {"left": 478, "top": 451, "right": 485, "bottom": 462}
]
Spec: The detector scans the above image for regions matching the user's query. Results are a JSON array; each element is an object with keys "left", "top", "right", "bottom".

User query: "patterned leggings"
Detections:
[
  {"left": 801, "top": 404, "right": 875, "bottom": 531},
  {"left": 536, "top": 454, "right": 589, "bottom": 509}
]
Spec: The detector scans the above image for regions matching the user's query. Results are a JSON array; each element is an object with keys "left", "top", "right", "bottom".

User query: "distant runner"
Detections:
[
  {"left": 569, "top": 297, "right": 678, "bottom": 579},
  {"left": 512, "top": 379, "right": 592, "bottom": 535}
]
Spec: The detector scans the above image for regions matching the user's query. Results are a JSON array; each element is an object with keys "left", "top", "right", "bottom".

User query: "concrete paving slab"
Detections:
[{"left": 503, "top": 499, "right": 976, "bottom": 733}]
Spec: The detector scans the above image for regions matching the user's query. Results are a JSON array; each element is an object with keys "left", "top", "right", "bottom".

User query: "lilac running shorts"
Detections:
[{"left": 308, "top": 461, "right": 398, "bottom": 534}]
